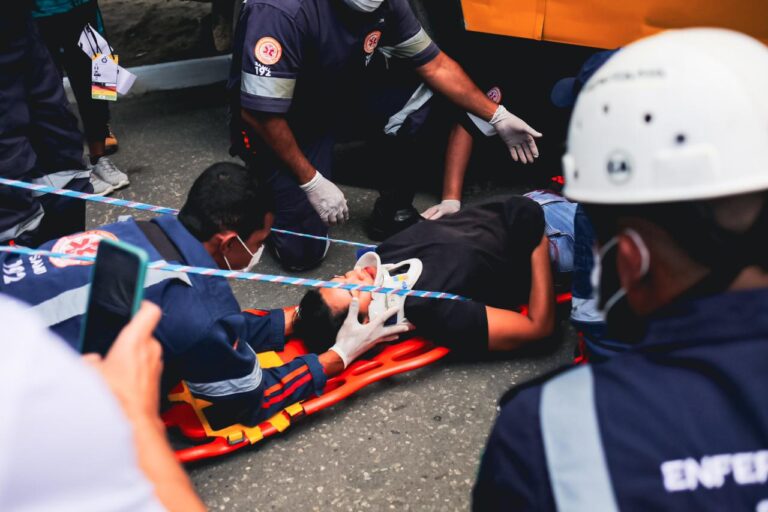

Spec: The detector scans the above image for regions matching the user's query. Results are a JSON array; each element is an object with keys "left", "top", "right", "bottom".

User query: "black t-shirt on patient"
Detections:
[{"left": 375, "top": 196, "right": 544, "bottom": 352}]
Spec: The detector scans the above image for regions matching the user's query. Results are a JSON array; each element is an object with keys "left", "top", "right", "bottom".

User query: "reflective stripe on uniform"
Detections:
[
  {"left": 30, "top": 170, "right": 91, "bottom": 196},
  {"left": 186, "top": 344, "right": 263, "bottom": 397},
  {"left": 241, "top": 72, "right": 296, "bottom": 99},
  {"left": 540, "top": 365, "right": 620, "bottom": 512},
  {"left": 380, "top": 28, "right": 433, "bottom": 59},
  {"left": 30, "top": 269, "right": 191, "bottom": 328},
  {"left": 0, "top": 205, "right": 44, "bottom": 242},
  {"left": 384, "top": 83, "right": 434, "bottom": 135}
]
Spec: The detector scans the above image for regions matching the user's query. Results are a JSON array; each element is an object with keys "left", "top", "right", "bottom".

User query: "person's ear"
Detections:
[
  {"left": 211, "top": 231, "right": 238, "bottom": 254},
  {"left": 616, "top": 229, "right": 650, "bottom": 290}
]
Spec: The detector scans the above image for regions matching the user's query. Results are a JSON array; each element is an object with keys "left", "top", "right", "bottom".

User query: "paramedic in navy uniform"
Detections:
[
  {"left": 228, "top": 0, "right": 542, "bottom": 270},
  {"left": 0, "top": 162, "right": 408, "bottom": 431},
  {"left": 473, "top": 29, "right": 768, "bottom": 511}
]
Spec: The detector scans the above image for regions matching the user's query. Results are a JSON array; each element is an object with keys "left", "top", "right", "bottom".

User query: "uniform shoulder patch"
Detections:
[
  {"left": 49, "top": 230, "right": 118, "bottom": 268},
  {"left": 255, "top": 36, "right": 283, "bottom": 66},
  {"left": 486, "top": 86, "right": 502, "bottom": 104},
  {"left": 364, "top": 30, "right": 382, "bottom": 54}
]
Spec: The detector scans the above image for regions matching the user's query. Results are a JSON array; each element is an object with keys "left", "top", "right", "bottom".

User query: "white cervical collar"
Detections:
[{"left": 355, "top": 251, "right": 422, "bottom": 324}]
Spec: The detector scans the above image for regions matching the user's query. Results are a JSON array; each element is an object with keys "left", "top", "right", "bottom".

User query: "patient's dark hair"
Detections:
[
  {"left": 293, "top": 289, "right": 346, "bottom": 353},
  {"left": 178, "top": 162, "right": 273, "bottom": 242}
]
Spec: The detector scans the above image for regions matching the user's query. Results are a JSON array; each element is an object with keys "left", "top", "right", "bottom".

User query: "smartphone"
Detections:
[{"left": 79, "top": 238, "right": 149, "bottom": 356}]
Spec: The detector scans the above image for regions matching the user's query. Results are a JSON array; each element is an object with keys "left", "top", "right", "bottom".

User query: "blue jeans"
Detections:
[{"left": 524, "top": 190, "right": 577, "bottom": 273}]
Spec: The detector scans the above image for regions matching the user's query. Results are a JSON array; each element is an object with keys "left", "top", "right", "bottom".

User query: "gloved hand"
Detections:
[
  {"left": 490, "top": 105, "right": 543, "bottom": 164},
  {"left": 421, "top": 199, "right": 461, "bottom": 220},
  {"left": 329, "top": 298, "right": 412, "bottom": 367},
  {"left": 299, "top": 171, "right": 350, "bottom": 226}
]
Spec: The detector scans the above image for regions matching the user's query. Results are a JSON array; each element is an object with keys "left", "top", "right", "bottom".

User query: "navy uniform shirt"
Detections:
[
  {"left": 376, "top": 196, "right": 545, "bottom": 353},
  {"left": 474, "top": 288, "right": 768, "bottom": 511},
  {"left": 0, "top": 215, "right": 326, "bottom": 428},
  {"left": 228, "top": 0, "right": 440, "bottom": 169}
]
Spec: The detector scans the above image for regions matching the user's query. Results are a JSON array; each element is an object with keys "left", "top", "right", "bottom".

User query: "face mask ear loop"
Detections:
[
  {"left": 236, "top": 235, "right": 255, "bottom": 258},
  {"left": 602, "top": 287, "right": 627, "bottom": 315},
  {"left": 623, "top": 228, "right": 650, "bottom": 278},
  {"left": 597, "top": 235, "right": 620, "bottom": 259},
  {"left": 223, "top": 254, "right": 233, "bottom": 271}
]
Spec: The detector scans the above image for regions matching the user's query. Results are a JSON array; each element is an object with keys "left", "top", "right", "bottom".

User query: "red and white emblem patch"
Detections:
[
  {"left": 49, "top": 230, "right": 118, "bottom": 268},
  {"left": 364, "top": 30, "right": 382, "bottom": 54},
  {"left": 255, "top": 37, "right": 283, "bottom": 66},
  {"left": 486, "top": 86, "right": 503, "bottom": 104}
]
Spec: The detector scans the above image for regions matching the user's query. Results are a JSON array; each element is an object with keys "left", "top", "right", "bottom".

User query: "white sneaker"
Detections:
[
  {"left": 89, "top": 172, "right": 115, "bottom": 196},
  {"left": 91, "top": 156, "right": 129, "bottom": 191}
]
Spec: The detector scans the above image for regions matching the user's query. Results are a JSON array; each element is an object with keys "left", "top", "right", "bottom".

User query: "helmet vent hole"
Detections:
[
  {"left": 675, "top": 133, "right": 687, "bottom": 144},
  {"left": 603, "top": 104, "right": 610, "bottom": 114},
  {"left": 644, "top": 113, "right": 653, "bottom": 124}
]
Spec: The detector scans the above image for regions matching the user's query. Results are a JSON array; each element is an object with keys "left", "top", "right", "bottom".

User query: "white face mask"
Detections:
[
  {"left": 342, "top": 0, "right": 384, "bottom": 13},
  {"left": 591, "top": 228, "right": 649, "bottom": 316},
  {"left": 223, "top": 236, "right": 264, "bottom": 272}
]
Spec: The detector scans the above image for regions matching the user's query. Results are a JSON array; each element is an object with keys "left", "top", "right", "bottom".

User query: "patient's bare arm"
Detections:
[{"left": 486, "top": 236, "right": 555, "bottom": 351}]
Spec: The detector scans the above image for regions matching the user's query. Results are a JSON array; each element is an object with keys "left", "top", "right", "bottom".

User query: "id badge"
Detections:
[{"left": 91, "top": 53, "right": 119, "bottom": 101}]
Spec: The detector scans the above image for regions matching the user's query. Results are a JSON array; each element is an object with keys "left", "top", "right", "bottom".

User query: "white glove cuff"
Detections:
[
  {"left": 442, "top": 199, "right": 461, "bottom": 209},
  {"left": 489, "top": 105, "right": 509, "bottom": 125},
  {"left": 328, "top": 346, "right": 351, "bottom": 368},
  {"left": 299, "top": 171, "right": 322, "bottom": 192}
]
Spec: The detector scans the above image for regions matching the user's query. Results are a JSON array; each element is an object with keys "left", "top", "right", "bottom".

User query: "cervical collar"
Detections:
[{"left": 355, "top": 251, "right": 422, "bottom": 324}]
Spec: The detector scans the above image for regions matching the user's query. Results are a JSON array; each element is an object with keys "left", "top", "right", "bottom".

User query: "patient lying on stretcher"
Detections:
[{"left": 294, "top": 192, "right": 576, "bottom": 354}]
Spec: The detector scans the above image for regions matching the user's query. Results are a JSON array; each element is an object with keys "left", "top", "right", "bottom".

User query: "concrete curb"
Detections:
[{"left": 64, "top": 54, "right": 231, "bottom": 102}]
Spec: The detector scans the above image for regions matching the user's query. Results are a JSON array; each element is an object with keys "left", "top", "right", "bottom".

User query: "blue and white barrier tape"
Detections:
[
  {"left": 0, "top": 177, "right": 376, "bottom": 249},
  {"left": 0, "top": 245, "right": 468, "bottom": 301}
]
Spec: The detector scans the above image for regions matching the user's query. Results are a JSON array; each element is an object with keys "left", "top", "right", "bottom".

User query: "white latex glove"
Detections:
[
  {"left": 329, "top": 298, "right": 412, "bottom": 367},
  {"left": 489, "top": 105, "right": 543, "bottom": 164},
  {"left": 299, "top": 171, "right": 350, "bottom": 226},
  {"left": 421, "top": 199, "right": 461, "bottom": 220}
]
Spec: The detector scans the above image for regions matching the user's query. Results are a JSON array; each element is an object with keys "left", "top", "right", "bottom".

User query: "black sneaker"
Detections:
[{"left": 365, "top": 199, "right": 422, "bottom": 241}]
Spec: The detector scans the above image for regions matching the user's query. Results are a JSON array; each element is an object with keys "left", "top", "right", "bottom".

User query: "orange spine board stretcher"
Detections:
[
  {"left": 163, "top": 293, "right": 571, "bottom": 463},
  {"left": 460, "top": 0, "right": 768, "bottom": 49}
]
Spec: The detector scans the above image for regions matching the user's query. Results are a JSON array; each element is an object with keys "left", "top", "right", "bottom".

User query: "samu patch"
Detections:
[
  {"left": 486, "top": 86, "right": 502, "bottom": 104},
  {"left": 49, "top": 230, "right": 118, "bottom": 268},
  {"left": 364, "top": 30, "right": 382, "bottom": 54},
  {"left": 255, "top": 37, "right": 283, "bottom": 66}
]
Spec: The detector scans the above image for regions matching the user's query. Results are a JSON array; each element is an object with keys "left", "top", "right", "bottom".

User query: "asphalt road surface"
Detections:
[{"left": 87, "top": 84, "right": 577, "bottom": 511}]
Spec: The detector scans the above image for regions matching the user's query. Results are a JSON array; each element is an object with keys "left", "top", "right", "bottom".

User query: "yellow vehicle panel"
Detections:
[{"left": 460, "top": 0, "right": 768, "bottom": 48}]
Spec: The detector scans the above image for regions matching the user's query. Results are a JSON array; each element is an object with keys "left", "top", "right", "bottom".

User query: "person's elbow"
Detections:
[
  {"left": 487, "top": 311, "right": 555, "bottom": 351},
  {"left": 415, "top": 51, "right": 447, "bottom": 82}
]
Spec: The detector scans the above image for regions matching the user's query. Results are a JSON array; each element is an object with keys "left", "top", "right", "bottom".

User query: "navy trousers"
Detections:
[{"left": 0, "top": 10, "right": 89, "bottom": 245}]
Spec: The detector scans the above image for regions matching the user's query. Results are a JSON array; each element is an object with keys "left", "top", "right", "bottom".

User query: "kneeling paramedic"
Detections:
[
  {"left": 229, "top": 0, "right": 542, "bottom": 270},
  {"left": 474, "top": 29, "right": 768, "bottom": 511},
  {"left": 0, "top": 162, "right": 407, "bottom": 429}
]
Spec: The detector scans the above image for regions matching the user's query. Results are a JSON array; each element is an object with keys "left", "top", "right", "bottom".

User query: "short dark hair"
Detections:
[
  {"left": 293, "top": 289, "right": 346, "bottom": 353},
  {"left": 178, "top": 162, "right": 273, "bottom": 242}
]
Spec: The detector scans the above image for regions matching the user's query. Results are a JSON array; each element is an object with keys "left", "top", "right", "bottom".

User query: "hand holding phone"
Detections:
[{"left": 80, "top": 238, "right": 149, "bottom": 356}]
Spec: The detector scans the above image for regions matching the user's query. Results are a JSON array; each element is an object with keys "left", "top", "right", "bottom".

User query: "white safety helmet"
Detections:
[{"left": 563, "top": 28, "right": 768, "bottom": 205}]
